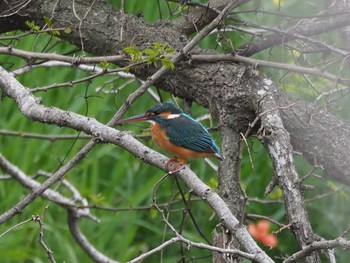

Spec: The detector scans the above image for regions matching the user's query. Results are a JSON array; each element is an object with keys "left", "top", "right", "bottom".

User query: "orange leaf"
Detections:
[
  {"left": 248, "top": 220, "right": 278, "bottom": 248},
  {"left": 261, "top": 234, "right": 278, "bottom": 248},
  {"left": 256, "top": 220, "right": 270, "bottom": 234}
]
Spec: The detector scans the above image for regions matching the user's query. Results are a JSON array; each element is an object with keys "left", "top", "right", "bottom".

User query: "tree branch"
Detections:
[
  {"left": 67, "top": 209, "right": 119, "bottom": 263},
  {"left": 238, "top": 7, "right": 350, "bottom": 56},
  {"left": 0, "top": 152, "right": 94, "bottom": 220},
  {"left": 283, "top": 237, "right": 350, "bottom": 263},
  {"left": 257, "top": 80, "right": 320, "bottom": 262}
]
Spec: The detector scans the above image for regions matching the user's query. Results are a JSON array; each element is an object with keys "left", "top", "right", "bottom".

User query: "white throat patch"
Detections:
[
  {"left": 166, "top": 114, "right": 181, "bottom": 119},
  {"left": 146, "top": 120, "right": 156, "bottom": 125}
]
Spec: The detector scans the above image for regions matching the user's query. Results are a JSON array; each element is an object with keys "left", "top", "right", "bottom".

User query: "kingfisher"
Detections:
[{"left": 117, "top": 102, "right": 223, "bottom": 170}]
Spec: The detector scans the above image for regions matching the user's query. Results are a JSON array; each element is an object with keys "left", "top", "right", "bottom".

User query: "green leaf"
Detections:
[
  {"left": 150, "top": 208, "right": 158, "bottom": 219},
  {"left": 161, "top": 58, "right": 175, "bottom": 70},
  {"left": 123, "top": 45, "right": 139, "bottom": 55},
  {"left": 152, "top": 42, "right": 162, "bottom": 50},
  {"left": 267, "top": 188, "right": 283, "bottom": 200},
  {"left": 64, "top": 27, "right": 72, "bottom": 34},
  {"left": 142, "top": 48, "right": 158, "bottom": 57},
  {"left": 152, "top": 42, "right": 174, "bottom": 54},
  {"left": 206, "top": 177, "right": 218, "bottom": 189},
  {"left": 43, "top": 16, "right": 52, "bottom": 27},
  {"left": 25, "top": 20, "right": 40, "bottom": 31},
  {"left": 99, "top": 59, "right": 109, "bottom": 69},
  {"left": 123, "top": 45, "right": 143, "bottom": 62},
  {"left": 165, "top": 47, "right": 175, "bottom": 53},
  {"left": 51, "top": 30, "right": 60, "bottom": 36},
  {"left": 88, "top": 193, "right": 106, "bottom": 204}
]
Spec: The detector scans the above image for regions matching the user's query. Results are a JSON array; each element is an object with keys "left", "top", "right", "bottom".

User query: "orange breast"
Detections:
[{"left": 150, "top": 123, "right": 217, "bottom": 161}]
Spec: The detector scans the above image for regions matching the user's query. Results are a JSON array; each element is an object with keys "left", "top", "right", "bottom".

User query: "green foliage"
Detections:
[
  {"left": 43, "top": 16, "right": 52, "bottom": 27},
  {"left": 24, "top": 20, "right": 40, "bottom": 31},
  {"left": 64, "top": 27, "right": 72, "bottom": 34},
  {"left": 123, "top": 42, "right": 175, "bottom": 70},
  {"left": 99, "top": 59, "right": 109, "bottom": 70},
  {"left": 43, "top": 16, "right": 61, "bottom": 36},
  {"left": 160, "top": 57, "right": 175, "bottom": 71},
  {"left": 26, "top": 16, "right": 67, "bottom": 37},
  {"left": 123, "top": 45, "right": 143, "bottom": 62}
]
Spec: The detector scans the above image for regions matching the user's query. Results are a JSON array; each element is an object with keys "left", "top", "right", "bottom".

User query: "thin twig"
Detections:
[
  {"left": 120, "top": 0, "right": 125, "bottom": 43},
  {"left": 240, "top": 132, "right": 255, "bottom": 170},
  {"left": 283, "top": 237, "right": 350, "bottom": 263},
  {"left": 0, "top": 0, "right": 32, "bottom": 18},
  {"left": 0, "top": 129, "right": 91, "bottom": 140},
  {"left": 72, "top": 0, "right": 97, "bottom": 53},
  {"left": 174, "top": 176, "right": 211, "bottom": 244},
  {"left": 67, "top": 209, "right": 120, "bottom": 263},
  {"left": 0, "top": 217, "right": 33, "bottom": 238},
  {"left": 0, "top": 47, "right": 126, "bottom": 63},
  {"left": 246, "top": 214, "right": 286, "bottom": 228},
  {"left": 138, "top": 180, "right": 258, "bottom": 263},
  {"left": 30, "top": 63, "right": 144, "bottom": 93},
  {"left": 190, "top": 54, "right": 350, "bottom": 86},
  {"left": 0, "top": 153, "right": 95, "bottom": 220},
  {"left": 33, "top": 215, "right": 56, "bottom": 263}
]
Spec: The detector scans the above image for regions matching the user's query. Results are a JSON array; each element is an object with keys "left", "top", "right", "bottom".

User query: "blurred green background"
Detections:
[{"left": 0, "top": 0, "right": 349, "bottom": 262}]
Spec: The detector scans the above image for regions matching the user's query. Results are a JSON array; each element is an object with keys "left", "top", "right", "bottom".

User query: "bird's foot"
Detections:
[
  {"left": 165, "top": 157, "right": 178, "bottom": 171},
  {"left": 166, "top": 158, "right": 187, "bottom": 172}
]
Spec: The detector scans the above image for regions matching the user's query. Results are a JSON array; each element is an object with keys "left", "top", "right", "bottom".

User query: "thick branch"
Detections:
[
  {"left": 278, "top": 93, "right": 350, "bottom": 186},
  {"left": 238, "top": 8, "right": 350, "bottom": 56},
  {"left": 257, "top": 80, "right": 320, "bottom": 262}
]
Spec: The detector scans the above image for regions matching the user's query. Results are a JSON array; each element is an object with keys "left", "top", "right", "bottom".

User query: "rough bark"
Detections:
[{"left": 1, "top": 0, "right": 350, "bottom": 262}]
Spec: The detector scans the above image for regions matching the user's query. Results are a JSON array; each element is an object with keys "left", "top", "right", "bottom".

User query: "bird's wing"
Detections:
[{"left": 164, "top": 115, "right": 219, "bottom": 154}]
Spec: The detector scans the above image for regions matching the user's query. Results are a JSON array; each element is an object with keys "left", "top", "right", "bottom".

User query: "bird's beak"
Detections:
[{"left": 117, "top": 114, "right": 149, "bottom": 124}]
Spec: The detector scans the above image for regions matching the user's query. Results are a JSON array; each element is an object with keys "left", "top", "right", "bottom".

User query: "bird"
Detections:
[{"left": 117, "top": 102, "right": 223, "bottom": 170}]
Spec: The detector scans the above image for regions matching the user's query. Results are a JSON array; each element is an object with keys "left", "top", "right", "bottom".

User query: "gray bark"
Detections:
[{"left": 1, "top": 0, "right": 350, "bottom": 262}]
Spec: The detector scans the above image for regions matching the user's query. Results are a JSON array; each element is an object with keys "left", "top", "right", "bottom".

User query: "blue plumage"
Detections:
[
  {"left": 154, "top": 108, "right": 223, "bottom": 160},
  {"left": 118, "top": 102, "right": 223, "bottom": 169}
]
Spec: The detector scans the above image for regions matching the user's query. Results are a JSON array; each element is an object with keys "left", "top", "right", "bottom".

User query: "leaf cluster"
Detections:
[
  {"left": 123, "top": 42, "right": 175, "bottom": 70},
  {"left": 25, "top": 17, "right": 71, "bottom": 36}
]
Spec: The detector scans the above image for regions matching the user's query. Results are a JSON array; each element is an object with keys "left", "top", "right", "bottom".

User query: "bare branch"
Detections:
[
  {"left": 131, "top": 180, "right": 258, "bottom": 262},
  {"left": 238, "top": 7, "right": 350, "bottom": 56},
  {"left": 0, "top": 217, "right": 33, "bottom": 238},
  {"left": 0, "top": 129, "right": 90, "bottom": 140},
  {"left": 128, "top": 234, "right": 257, "bottom": 263},
  {"left": 128, "top": 237, "right": 181, "bottom": 263},
  {"left": 246, "top": 214, "right": 286, "bottom": 228},
  {"left": 283, "top": 237, "right": 350, "bottom": 263},
  {"left": 0, "top": 0, "right": 32, "bottom": 18},
  {"left": 33, "top": 215, "right": 56, "bottom": 263},
  {"left": 67, "top": 209, "right": 119, "bottom": 263},
  {"left": 0, "top": 153, "right": 91, "bottom": 215},
  {"left": 0, "top": 47, "right": 126, "bottom": 64},
  {"left": 257, "top": 80, "right": 320, "bottom": 262},
  {"left": 190, "top": 54, "right": 350, "bottom": 86}
]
